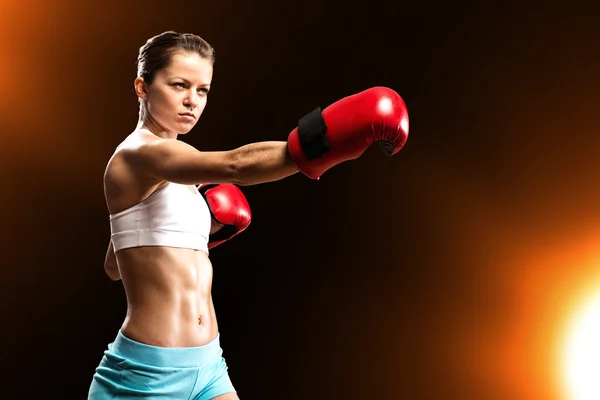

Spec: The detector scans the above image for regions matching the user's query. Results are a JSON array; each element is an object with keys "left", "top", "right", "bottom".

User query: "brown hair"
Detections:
[{"left": 136, "top": 31, "right": 215, "bottom": 85}]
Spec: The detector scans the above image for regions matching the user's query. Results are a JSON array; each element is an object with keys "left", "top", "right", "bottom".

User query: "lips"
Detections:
[{"left": 180, "top": 113, "right": 196, "bottom": 120}]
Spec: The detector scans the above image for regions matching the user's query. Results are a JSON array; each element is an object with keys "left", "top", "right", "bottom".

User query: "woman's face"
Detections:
[{"left": 140, "top": 50, "right": 213, "bottom": 135}]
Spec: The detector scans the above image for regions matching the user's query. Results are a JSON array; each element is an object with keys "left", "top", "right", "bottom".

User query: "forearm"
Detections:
[{"left": 231, "top": 141, "right": 298, "bottom": 186}]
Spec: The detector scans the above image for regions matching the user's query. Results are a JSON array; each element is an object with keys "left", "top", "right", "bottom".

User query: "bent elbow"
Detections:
[
  {"left": 104, "top": 261, "right": 121, "bottom": 281},
  {"left": 105, "top": 267, "right": 121, "bottom": 281}
]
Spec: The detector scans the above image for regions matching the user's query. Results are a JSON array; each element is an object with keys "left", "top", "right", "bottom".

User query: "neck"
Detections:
[{"left": 136, "top": 109, "right": 178, "bottom": 140}]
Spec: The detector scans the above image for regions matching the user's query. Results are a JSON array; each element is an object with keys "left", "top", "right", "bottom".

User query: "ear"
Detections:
[{"left": 134, "top": 77, "right": 148, "bottom": 101}]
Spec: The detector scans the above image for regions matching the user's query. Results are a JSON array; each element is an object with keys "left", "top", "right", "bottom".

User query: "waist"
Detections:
[
  {"left": 111, "top": 229, "right": 209, "bottom": 253},
  {"left": 109, "top": 329, "right": 222, "bottom": 367},
  {"left": 122, "top": 301, "right": 218, "bottom": 348}
]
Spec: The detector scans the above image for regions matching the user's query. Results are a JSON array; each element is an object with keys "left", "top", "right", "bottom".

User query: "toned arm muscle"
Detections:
[{"left": 125, "top": 137, "right": 298, "bottom": 186}]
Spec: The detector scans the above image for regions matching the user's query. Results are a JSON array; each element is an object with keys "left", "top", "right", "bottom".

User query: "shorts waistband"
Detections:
[{"left": 109, "top": 330, "right": 222, "bottom": 368}]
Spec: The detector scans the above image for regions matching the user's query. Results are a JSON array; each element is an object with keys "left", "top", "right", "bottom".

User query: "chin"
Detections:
[
  {"left": 179, "top": 126, "right": 195, "bottom": 135},
  {"left": 171, "top": 124, "right": 195, "bottom": 135}
]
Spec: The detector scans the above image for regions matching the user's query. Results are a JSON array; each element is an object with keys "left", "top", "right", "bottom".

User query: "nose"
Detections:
[{"left": 183, "top": 90, "right": 199, "bottom": 109}]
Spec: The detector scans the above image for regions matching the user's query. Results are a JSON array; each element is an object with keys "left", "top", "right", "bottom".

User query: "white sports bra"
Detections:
[{"left": 109, "top": 183, "right": 211, "bottom": 253}]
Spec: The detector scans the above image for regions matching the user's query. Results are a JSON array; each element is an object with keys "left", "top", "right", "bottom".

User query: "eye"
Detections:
[
  {"left": 172, "top": 82, "right": 186, "bottom": 89},
  {"left": 198, "top": 88, "right": 209, "bottom": 95}
]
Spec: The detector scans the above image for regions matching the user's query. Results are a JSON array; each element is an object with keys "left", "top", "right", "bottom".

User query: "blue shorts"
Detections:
[{"left": 88, "top": 331, "right": 236, "bottom": 400}]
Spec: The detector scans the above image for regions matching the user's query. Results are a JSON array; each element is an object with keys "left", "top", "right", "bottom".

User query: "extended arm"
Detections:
[{"left": 126, "top": 137, "right": 298, "bottom": 186}]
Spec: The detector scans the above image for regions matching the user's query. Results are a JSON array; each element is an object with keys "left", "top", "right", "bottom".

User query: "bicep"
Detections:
[{"left": 127, "top": 139, "right": 240, "bottom": 185}]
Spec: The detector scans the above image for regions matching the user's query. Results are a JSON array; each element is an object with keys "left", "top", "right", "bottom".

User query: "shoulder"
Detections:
[
  {"left": 103, "top": 132, "right": 165, "bottom": 210},
  {"left": 118, "top": 130, "right": 161, "bottom": 153},
  {"left": 105, "top": 131, "right": 168, "bottom": 171},
  {"left": 105, "top": 131, "right": 162, "bottom": 180}
]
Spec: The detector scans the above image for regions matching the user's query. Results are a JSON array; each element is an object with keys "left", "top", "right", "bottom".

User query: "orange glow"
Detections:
[
  {"left": 526, "top": 240, "right": 600, "bottom": 400},
  {"left": 561, "top": 288, "right": 600, "bottom": 400},
  {"left": 0, "top": 1, "right": 58, "bottom": 105}
]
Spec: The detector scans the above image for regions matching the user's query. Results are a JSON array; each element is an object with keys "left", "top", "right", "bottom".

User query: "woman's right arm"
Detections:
[{"left": 124, "top": 137, "right": 298, "bottom": 186}]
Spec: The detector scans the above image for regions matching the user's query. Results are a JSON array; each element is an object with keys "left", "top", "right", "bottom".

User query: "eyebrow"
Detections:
[{"left": 172, "top": 77, "right": 210, "bottom": 87}]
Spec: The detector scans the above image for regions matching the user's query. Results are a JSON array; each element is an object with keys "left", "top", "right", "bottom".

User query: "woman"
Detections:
[{"left": 89, "top": 31, "right": 409, "bottom": 400}]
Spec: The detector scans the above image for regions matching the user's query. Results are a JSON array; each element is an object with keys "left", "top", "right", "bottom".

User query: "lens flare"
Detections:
[{"left": 562, "top": 289, "right": 600, "bottom": 400}]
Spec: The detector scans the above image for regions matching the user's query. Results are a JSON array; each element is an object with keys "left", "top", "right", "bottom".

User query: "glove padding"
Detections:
[
  {"left": 287, "top": 86, "right": 409, "bottom": 179},
  {"left": 197, "top": 184, "right": 252, "bottom": 249}
]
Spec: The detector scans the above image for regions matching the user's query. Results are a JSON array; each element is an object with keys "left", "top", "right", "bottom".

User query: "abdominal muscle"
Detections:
[{"left": 115, "top": 245, "right": 218, "bottom": 348}]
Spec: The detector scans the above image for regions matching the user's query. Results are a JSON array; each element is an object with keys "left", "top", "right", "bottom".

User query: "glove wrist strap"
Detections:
[{"left": 298, "top": 107, "right": 329, "bottom": 159}]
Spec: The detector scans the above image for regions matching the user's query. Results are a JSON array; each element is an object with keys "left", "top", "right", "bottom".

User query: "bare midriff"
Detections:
[{"left": 116, "top": 246, "right": 217, "bottom": 348}]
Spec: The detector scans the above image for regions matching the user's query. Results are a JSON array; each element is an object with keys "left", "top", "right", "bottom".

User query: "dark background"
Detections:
[{"left": 1, "top": 0, "right": 600, "bottom": 399}]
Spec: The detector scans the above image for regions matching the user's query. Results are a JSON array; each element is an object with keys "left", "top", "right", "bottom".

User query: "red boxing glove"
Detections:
[
  {"left": 287, "top": 87, "right": 409, "bottom": 179},
  {"left": 197, "top": 184, "right": 252, "bottom": 249}
]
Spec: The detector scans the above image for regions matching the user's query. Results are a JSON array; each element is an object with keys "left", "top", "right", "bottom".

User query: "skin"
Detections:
[{"left": 103, "top": 50, "right": 298, "bottom": 399}]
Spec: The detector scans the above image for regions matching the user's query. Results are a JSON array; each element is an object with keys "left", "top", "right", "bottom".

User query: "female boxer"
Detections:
[{"left": 88, "top": 31, "right": 408, "bottom": 400}]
